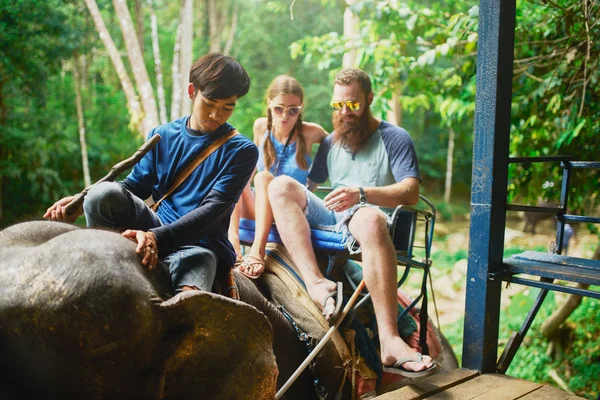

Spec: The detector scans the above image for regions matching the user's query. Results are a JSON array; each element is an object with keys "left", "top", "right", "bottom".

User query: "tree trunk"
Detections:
[
  {"left": 208, "top": 0, "right": 221, "bottom": 53},
  {"left": 170, "top": 24, "right": 182, "bottom": 120},
  {"left": 444, "top": 127, "right": 455, "bottom": 203},
  {"left": 113, "top": 0, "right": 159, "bottom": 138},
  {"left": 179, "top": 0, "right": 193, "bottom": 115},
  {"left": 540, "top": 242, "right": 599, "bottom": 339},
  {"left": 0, "top": 152, "right": 3, "bottom": 221},
  {"left": 90, "top": 50, "right": 97, "bottom": 101},
  {"left": 342, "top": 0, "right": 360, "bottom": 68},
  {"left": 203, "top": 0, "right": 210, "bottom": 42},
  {"left": 73, "top": 51, "right": 92, "bottom": 188},
  {"left": 386, "top": 89, "right": 402, "bottom": 126},
  {"left": 223, "top": 3, "right": 238, "bottom": 56},
  {"left": 80, "top": 54, "right": 88, "bottom": 90},
  {"left": 148, "top": 2, "right": 167, "bottom": 124},
  {"left": 0, "top": 77, "right": 6, "bottom": 125},
  {"left": 84, "top": 0, "right": 146, "bottom": 136},
  {"left": 0, "top": 174, "right": 3, "bottom": 222},
  {"left": 0, "top": 78, "right": 5, "bottom": 221},
  {"left": 135, "top": 0, "right": 144, "bottom": 53}
]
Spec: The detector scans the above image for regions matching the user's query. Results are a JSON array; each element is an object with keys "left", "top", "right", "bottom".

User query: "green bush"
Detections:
[
  {"left": 503, "top": 290, "right": 600, "bottom": 399},
  {"left": 435, "top": 200, "right": 470, "bottom": 222},
  {"left": 432, "top": 248, "right": 468, "bottom": 272},
  {"left": 431, "top": 245, "right": 599, "bottom": 398}
]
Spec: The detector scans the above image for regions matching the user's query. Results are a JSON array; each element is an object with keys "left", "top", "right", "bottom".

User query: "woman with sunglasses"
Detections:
[{"left": 229, "top": 75, "right": 328, "bottom": 279}]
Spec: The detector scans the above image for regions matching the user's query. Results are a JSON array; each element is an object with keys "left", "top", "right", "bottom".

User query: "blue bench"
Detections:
[
  {"left": 493, "top": 158, "right": 600, "bottom": 372},
  {"left": 502, "top": 251, "right": 600, "bottom": 296},
  {"left": 238, "top": 193, "right": 437, "bottom": 353}
]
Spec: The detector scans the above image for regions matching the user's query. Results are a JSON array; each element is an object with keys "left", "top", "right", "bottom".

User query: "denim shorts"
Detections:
[{"left": 303, "top": 188, "right": 389, "bottom": 254}]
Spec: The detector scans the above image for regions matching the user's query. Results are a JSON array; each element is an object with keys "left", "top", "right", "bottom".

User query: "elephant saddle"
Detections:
[{"left": 254, "top": 244, "right": 443, "bottom": 399}]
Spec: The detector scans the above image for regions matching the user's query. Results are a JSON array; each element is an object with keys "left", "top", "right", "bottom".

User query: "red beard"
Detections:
[{"left": 332, "top": 107, "right": 371, "bottom": 153}]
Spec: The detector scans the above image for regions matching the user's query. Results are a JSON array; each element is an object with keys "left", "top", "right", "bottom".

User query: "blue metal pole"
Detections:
[{"left": 462, "top": 0, "right": 516, "bottom": 373}]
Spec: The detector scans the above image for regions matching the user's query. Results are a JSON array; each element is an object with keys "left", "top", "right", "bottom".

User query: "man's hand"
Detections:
[
  {"left": 122, "top": 230, "right": 159, "bottom": 270},
  {"left": 324, "top": 187, "right": 361, "bottom": 212},
  {"left": 43, "top": 196, "right": 81, "bottom": 223}
]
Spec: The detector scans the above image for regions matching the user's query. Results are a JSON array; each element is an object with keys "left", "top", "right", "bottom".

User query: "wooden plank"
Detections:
[
  {"left": 376, "top": 368, "right": 480, "bottom": 399},
  {"left": 427, "top": 373, "right": 541, "bottom": 400},
  {"left": 518, "top": 385, "right": 572, "bottom": 400}
]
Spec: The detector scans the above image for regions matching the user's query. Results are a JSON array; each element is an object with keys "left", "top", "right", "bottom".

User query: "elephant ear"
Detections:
[{"left": 155, "top": 290, "right": 278, "bottom": 400}]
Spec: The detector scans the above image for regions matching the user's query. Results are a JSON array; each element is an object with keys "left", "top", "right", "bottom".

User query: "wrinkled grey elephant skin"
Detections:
[{"left": 0, "top": 221, "right": 279, "bottom": 400}]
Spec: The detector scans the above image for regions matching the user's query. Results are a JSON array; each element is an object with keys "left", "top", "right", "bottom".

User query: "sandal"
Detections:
[
  {"left": 236, "top": 254, "right": 265, "bottom": 280},
  {"left": 382, "top": 353, "right": 438, "bottom": 378}
]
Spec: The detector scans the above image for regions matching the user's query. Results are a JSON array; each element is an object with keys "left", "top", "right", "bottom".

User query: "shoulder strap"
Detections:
[{"left": 150, "top": 130, "right": 239, "bottom": 212}]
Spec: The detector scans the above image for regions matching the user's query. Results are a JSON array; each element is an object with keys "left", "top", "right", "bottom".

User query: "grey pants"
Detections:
[{"left": 83, "top": 182, "right": 217, "bottom": 292}]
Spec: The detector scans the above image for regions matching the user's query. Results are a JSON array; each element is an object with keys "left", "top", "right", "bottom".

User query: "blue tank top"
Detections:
[{"left": 256, "top": 131, "right": 312, "bottom": 184}]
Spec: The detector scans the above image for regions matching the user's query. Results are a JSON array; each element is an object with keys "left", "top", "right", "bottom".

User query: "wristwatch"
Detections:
[{"left": 358, "top": 187, "right": 367, "bottom": 205}]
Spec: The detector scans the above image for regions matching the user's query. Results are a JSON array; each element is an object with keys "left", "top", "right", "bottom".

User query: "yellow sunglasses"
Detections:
[{"left": 331, "top": 101, "right": 361, "bottom": 111}]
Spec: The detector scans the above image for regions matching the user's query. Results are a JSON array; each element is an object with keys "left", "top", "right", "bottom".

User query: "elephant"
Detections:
[
  {"left": 0, "top": 221, "right": 315, "bottom": 400},
  {"left": 0, "top": 221, "right": 458, "bottom": 400}
]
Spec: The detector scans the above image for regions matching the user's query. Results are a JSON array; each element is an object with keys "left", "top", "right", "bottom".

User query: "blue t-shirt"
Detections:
[
  {"left": 122, "top": 116, "right": 258, "bottom": 268},
  {"left": 308, "top": 120, "right": 420, "bottom": 188},
  {"left": 256, "top": 131, "right": 312, "bottom": 184}
]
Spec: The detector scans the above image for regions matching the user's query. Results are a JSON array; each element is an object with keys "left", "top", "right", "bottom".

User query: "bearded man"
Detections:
[{"left": 267, "top": 68, "right": 436, "bottom": 378}]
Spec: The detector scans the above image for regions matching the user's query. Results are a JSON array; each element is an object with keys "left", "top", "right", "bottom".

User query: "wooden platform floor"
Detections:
[{"left": 377, "top": 368, "right": 586, "bottom": 399}]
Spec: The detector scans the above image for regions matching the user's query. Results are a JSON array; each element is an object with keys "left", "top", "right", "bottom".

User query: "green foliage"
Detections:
[
  {"left": 507, "top": 0, "right": 600, "bottom": 217},
  {"left": 1, "top": 69, "right": 138, "bottom": 224},
  {"left": 431, "top": 248, "right": 468, "bottom": 273},
  {"left": 0, "top": 0, "right": 91, "bottom": 91},
  {"left": 289, "top": 0, "right": 480, "bottom": 197},
  {"left": 0, "top": 0, "right": 344, "bottom": 227},
  {"left": 0, "top": 0, "right": 97, "bottom": 225},
  {"left": 291, "top": 0, "right": 599, "bottom": 216},
  {"left": 440, "top": 316, "right": 465, "bottom": 364},
  {"left": 2, "top": 5, "right": 600, "bottom": 396},
  {"left": 436, "top": 200, "right": 470, "bottom": 222},
  {"left": 231, "top": 0, "right": 344, "bottom": 137},
  {"left": 502, "top": 290, "right": 600, "bottom": 399}
]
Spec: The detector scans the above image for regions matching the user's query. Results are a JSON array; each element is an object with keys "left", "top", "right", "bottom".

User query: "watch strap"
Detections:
[{"left": 358, "top": 187, "right": 367, "bottom": 204}]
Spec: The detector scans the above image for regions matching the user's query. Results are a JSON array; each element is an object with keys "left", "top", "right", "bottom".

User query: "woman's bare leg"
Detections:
[
  {"left": 251, "top": 172, "right": 275, "bottom": 249},
  {"left": 240, "top": 171, "right": 274, "bottom": 277}
]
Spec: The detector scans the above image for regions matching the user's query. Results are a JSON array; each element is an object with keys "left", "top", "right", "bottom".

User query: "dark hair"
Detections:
[
  {"left": 189, "top": 53, "right": 250, "bottom": 99},
  {"left": 334, "top": 68, "right": 372, "bottom": 95},
  {"left": 264, "top": 75, "right": 308, "bottom": 170}
]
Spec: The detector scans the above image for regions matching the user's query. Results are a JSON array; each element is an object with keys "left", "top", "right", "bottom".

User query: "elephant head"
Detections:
[{"left": 0, "top": 221, "right": 278, "bottom": 400}]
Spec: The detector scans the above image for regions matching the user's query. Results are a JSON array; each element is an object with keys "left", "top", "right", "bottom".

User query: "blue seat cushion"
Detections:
[
  {"left": 239, "top": 207, "right": 418, "bottom": 254},
  {"left": 239, "top": 218, "right": 347, "bottom": 252}
]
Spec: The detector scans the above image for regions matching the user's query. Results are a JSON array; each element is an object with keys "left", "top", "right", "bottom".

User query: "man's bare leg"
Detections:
[
  {"left": 269, "top": 176, "right": 337, "bottom": 318},
  {"left": 348, "top": 208, "right": 433, "bottom": 372}
]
